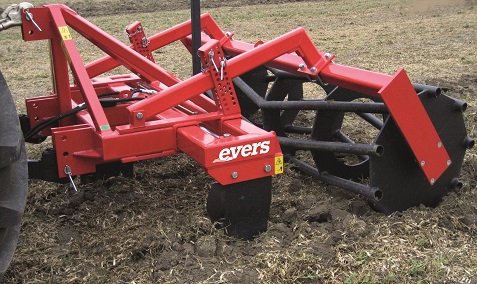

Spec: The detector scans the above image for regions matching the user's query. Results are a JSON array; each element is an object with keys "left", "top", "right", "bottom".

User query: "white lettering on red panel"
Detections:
[{"left": 213, "top": 140, "right": 271, "bottom": 163}]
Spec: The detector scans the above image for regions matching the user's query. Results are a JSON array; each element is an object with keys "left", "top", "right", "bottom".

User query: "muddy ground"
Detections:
[{"left": 0, "top": 0, "right": 476, "bottom": 283}]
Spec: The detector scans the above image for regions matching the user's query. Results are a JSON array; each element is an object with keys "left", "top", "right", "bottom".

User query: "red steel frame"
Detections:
[{"left": 20, "top": 5, "right": 449, "bottom": 185}]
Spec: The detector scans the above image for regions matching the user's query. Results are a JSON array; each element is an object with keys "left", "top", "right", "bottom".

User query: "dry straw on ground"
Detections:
[{"left": 0, "top": 0, "right": 475, "bottom": 283}]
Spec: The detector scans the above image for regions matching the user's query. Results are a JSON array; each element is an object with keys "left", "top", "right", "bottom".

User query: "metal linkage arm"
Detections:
[
  {"left": 85, "top": 13, "right": 226, "bottom": 78},
  {"left": 127, "top": 27, "right": 332, "bottom": 120},
  {"left": 60, "top": 7, "right": 180, "bottom": 87}
]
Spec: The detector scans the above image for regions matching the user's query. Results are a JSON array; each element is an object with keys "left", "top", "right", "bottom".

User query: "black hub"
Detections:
[{"left": 311, "top": 87, "right": 383, "bottom": 180}]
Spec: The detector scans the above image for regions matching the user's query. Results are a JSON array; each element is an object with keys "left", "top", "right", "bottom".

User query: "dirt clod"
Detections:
[
  {"left": 305, "top": 205, "right": 332, "bottom": 223},
  {"left": 182, "top": 242, "right": 195, "bottom": 255},
  {"left": 312, "top": 243, "right": 335, "bottom": 262},
  {"left": 57, "top": 225, "right": 78, "bottom": 245},
  {"left": 156, "top": 250, "right": 180, "bottom": 270},
  {"left": 461, "top": 214, "right": 477, "bottom": 227},
  {"left": 349, "top": 199, "right": 370, "bottom": 216},
  {"left": 287, "top": 180, "right": 303, "bottom": 193},
  {"left": 283, "top": 207, "right": 298, "bottom": 223},
  {"left": 325, "top": 230, "right": 344, "bottom": 245},
  {"left": 270, "top": 222, "right": 290, "bottom": 234},
  {"left": 171, "top": 241, "right": 182, "bottom": 252},
  {"left": 195, "top": 236, "right": 217, "bottom": 257},
  {"left": 330, "top": 208, "right": 351, "bottom": 221},
  {"left": 343, "top": 215, "right": 368, "bottom": 236}
]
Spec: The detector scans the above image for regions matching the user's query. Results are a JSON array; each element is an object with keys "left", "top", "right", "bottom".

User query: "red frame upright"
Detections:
[{"left": 20, "top": 5, "right": 449, "bottom": 185}]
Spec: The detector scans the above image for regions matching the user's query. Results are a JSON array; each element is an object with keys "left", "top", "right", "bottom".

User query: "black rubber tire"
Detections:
[{"left": 0, "top": 70, "right": 28, "bottom": 274}]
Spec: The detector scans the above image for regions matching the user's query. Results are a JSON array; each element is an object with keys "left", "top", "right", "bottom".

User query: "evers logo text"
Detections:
[{"left": 214, "top": 141, "right": 271, "bottom": 163}]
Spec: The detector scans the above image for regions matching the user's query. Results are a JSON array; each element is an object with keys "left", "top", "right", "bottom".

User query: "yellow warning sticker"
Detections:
[
  {"left": 274, "top": 155, "right": 284, "bottom": 175},
  {"left": 58, "top": 26, "right": 72, "bottom": 41}
]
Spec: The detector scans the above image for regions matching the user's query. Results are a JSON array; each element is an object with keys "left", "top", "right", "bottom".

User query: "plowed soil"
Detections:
[{"left": 0, "top": 0, "right": 476, "bottom": 283}]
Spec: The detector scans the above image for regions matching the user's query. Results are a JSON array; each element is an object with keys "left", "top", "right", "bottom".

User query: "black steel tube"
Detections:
[
  {"left": 264, "top": 75, "right": 277, "bottom": 83},
  {"left": 333, "top": 131, "right": 369, "bottom": 161},
  {"left": 334, "top": 130, "right": 354, "bottom": 144},
  {"left": 191, "top": 0, "right": 201, "bottom": 75},
  {"left": 288, "top": 156, "right": 381, "bottom": 201},
  {"left": 233, "top": 77, "right": 388, "bottom": 113},
  {"left": 463, "top": 136, "right": 475, "bottom": 149},
  {"left": 453, "top": 99, "right": 468, "bottom": 112},
  {"left": 449, "top": 178, "right": 463, "bottom": 190},
  {"left": 283, "top": 125, "right": 312, "bottom": 134},
  {"left": 413, "top": 83, "right": 441, "bottom": 97},
  {"left": 279, "top": 137, "right": 383, "bottom": 157},
  {"left": 356, "top": 113, "right": 384, "bottom": 129},
  {"left": 268, "top": 67, "right": 309, "bottom": 81}
]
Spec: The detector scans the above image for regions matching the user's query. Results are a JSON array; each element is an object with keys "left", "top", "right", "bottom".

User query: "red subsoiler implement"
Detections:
[{"left": 0, "top": 2, "right": 474, "bottom": 272}]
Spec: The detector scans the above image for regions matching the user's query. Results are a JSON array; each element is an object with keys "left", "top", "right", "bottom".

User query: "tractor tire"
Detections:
[{"left": 0, "top": 70, "right": 28, "bottom": 274}]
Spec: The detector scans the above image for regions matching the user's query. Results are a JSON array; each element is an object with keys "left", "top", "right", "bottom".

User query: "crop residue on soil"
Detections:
[{"left": 0, "top": 0, "right": 475, "bottom": 283}]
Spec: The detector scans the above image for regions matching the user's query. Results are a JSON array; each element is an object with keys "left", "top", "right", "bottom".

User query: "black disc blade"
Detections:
[{"left": 206, "top": 177, "right": 272, "bottom": 240}]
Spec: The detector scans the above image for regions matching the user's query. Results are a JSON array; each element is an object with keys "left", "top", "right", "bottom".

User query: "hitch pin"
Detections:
[
  {"left": 220, "top": 58, "right": 227, "bottom": 80},
  {"left": 64, "top": 165, "right": 78, "bottom": 192},
  {"left": 24, "top": 9, "right": 42, "bottom": 32},
  {"left": 208, "top": 50, "right": 219, "bottom": 73}
]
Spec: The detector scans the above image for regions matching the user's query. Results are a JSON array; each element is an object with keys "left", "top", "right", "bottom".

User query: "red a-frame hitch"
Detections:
[{"left": 22, "top": 6, "right": 285, "bottom": 185}]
